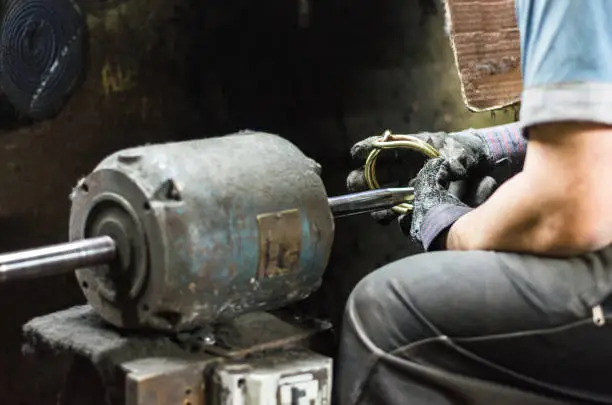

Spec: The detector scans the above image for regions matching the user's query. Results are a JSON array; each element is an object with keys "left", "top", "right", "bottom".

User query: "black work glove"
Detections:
[
  {"left": 405, "top": 157, "right": 474, "bottom": 250},
  {"left": 348, "top": 130, "right": 488, "bottom": 191},
  {"left": 347, "top": 126, "right": 524, "bottom": 224},
  {"left": 348, "top": 133, "right": 499, "bottom": 226},
  {"left": 348, "top": 124, "right": 526, "bottom": 190}
]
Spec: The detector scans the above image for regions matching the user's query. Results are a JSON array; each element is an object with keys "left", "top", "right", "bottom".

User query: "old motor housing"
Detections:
[{"left": 69, "top": 131, "right": 335, "bottom": 332}]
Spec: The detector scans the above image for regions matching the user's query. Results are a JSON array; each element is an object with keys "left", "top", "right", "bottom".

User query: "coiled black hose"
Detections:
[{"left": 0, "top": 0, "right": 86, "bottom": 120}]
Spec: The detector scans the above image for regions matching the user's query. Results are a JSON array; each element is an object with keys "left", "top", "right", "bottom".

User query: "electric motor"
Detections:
[{"left": 69, "top": 131, "right": 335, "bottom": 332}]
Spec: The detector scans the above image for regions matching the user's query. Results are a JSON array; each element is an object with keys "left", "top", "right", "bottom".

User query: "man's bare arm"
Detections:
[
  {"left": 446, "top": 123, "right": 612, "bottom": 256},
  {"left": 442, "top": 0, "right": 612, "bottom": 256}
]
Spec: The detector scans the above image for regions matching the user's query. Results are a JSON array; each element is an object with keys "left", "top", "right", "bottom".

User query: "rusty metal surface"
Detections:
[
  {"left": 22, "top": 305, "right": 209, "bottom": 405},
  {"left": 205, "top": 312, "right": 331, "bottom": 359},
  {"left": 69, "top": 132, "right": 335, "bottom": 332},
  {"left": 256, "top": 209, "right": 302, "bottom": 280},
  {"left": 22, "top": 305, "right": 201, "bottom": 363},
  {"left": 123, "top": 359, "right": 207, "bottom": 405},
  {"left": 121, "top": 314, "right": 333, "bottom": 405},
  {"left": 23, "top": 306, "right": 332, "bottom": 362},
  {"left": 23, "top": 305, "right": 332, "bottom": 405},
  {"left": 126, "top": 352, "right": 333, "bottom": 405}
]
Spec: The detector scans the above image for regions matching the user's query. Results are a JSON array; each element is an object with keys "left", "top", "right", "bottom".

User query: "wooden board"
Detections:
[{"left": 444, "top": 0, "right": 522, "bottom": 111}]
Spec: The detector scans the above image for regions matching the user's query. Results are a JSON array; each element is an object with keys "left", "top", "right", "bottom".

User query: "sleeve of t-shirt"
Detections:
[{"left": 516, "top": 0, "right": 612, "bottom": 128}]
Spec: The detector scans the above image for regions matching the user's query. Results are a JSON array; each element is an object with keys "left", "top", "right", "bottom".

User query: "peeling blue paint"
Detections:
[{"left": 299, "top": 212, "right": 313, "bottom": 274}]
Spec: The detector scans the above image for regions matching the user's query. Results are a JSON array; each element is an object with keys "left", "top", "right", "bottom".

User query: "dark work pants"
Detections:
[{"left": 337, "top": 248, "right": 612, "bottom": 405}]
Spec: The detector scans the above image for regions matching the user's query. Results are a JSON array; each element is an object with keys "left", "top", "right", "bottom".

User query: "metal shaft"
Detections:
[
  {"left": 0, "top": 187, "right": 412, "bottom": 283},
  {"left": 0, "top": 236, "right": 116, "bottom": 283},
  {"left": 328, "top": 187, "right": 413, "bottom": 218}
]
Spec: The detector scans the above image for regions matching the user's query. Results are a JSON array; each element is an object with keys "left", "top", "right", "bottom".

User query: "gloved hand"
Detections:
[
  {"left": 348, "top": 135, "right": 498, "bottom": 226},
  {"left": 347, "top": 124, "right": 525, "bottom": 225},
  {"left": 348, "top": 129, "right": 505, "bottom": 192},
  {"left": 347, "top": 132, "right": 447, "bottom": 193},
  {"left": 401, "top": 157, "right": 473, "bottom": 250}
]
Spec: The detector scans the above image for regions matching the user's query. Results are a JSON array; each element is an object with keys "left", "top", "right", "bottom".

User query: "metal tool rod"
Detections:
[
  {"left": 0, "top": 236, "right": 116, "bottom": 283},
  {"left": 328, "top": 187, "right": 414, "bottom": 218}
]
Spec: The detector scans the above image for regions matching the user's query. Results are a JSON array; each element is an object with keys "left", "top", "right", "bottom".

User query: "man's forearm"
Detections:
[
  {"left": 445, "top": 123, "right": 612, "bottom": 256},
  {"left": 445, "top": 172, "right": 580, "bottom": 255},
  {"left": 442, "top": 0, "right": 612, "bottom": 256}
]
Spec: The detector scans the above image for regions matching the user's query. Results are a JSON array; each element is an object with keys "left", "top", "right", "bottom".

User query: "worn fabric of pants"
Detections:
[{"left": 336, "top": 248, "right": 612, "bottom": 404}]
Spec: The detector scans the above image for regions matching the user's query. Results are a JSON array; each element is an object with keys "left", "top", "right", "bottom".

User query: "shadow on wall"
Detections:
[{"left": 0, "top": 0, "right": 515, "bottom": 404}]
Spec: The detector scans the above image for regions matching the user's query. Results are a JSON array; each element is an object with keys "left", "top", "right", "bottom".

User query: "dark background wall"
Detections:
[{"left": 0, "top": 0, "right": 514, "bottom": 403}]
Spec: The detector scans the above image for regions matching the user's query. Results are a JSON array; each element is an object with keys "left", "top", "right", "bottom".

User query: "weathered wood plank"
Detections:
[{"left": 444, "top": 0, "right": 521, "bottom": 111}]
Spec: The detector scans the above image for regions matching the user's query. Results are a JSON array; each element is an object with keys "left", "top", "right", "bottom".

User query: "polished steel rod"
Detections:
[
  {"left": 0, "top": 236, "right": 116, "bottom": 282},
  {"left": 328, "top": 187, "right": 414, "bottom": 218}
]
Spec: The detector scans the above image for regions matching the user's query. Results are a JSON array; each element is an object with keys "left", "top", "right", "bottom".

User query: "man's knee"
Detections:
[
  {"left": 343, "top": 258, "right": 440, "bottom": 351},
  {"left": 346, "top": 271, "right": 383, "bottom": 320}
]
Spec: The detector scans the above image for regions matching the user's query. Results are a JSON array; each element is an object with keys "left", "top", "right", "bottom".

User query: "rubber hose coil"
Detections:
[{"left": 0, "top": 0, "right": 86, "bottom": 120}]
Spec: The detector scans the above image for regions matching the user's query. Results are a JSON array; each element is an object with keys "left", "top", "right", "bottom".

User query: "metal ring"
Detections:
[{"left": 364, "top": 130, "right": 440, "bottom": 214}]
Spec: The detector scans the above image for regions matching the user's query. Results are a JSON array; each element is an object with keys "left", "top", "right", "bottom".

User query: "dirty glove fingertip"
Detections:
[
  {"left": 350, "top": 136, "right": 378, "bottom": 161},
  {"left": 346, "top": 169, "right": 369, "bottom": 192},
  {"left": 447, "top": 158, "right": 469, "bottom": 180}
]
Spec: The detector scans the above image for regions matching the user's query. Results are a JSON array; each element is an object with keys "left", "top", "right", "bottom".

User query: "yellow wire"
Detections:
[{"left": 364, "top": 130, "right": 441, "bottom": 214}]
